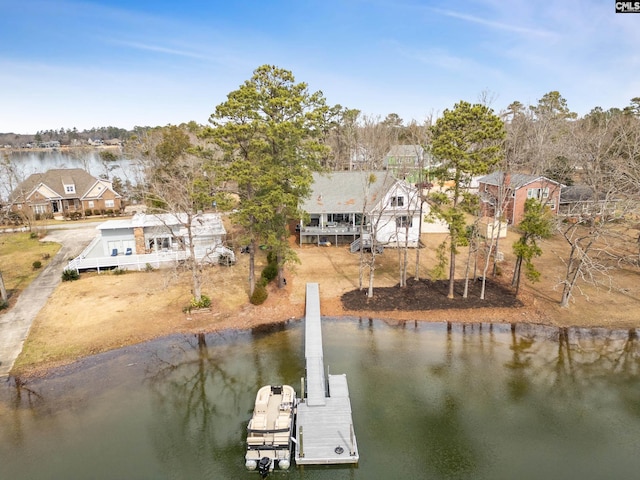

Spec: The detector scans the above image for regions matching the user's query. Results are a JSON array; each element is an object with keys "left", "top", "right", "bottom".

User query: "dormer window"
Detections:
[
  {"left": 390, "top": 196, "right": 404, "bottom": 207},
  {"left": 64, "top": 184, "right": 76, "bottom": 194}
]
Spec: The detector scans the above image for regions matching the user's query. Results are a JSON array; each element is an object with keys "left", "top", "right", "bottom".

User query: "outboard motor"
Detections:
[{"left": 258, "top": 457, "right": 272, "bottom": 478}]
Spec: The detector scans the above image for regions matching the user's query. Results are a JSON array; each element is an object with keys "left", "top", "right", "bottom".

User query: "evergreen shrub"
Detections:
[
  {"left": 250, "top": 283, "right": 268, "bottom": 305},
  {"left": 62, "top": 269, "right": 79, "bottom": 281},
  {"left": 261, "top": 262, "right": 278, "bottom": 283}
]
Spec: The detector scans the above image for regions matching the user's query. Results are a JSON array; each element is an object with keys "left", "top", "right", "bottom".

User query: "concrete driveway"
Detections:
[{"left": 0, "top": 224, "right": 98, "bottom": 377}]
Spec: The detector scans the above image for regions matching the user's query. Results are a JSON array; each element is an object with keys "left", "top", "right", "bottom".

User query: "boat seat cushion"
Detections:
[
  {"left": 251, "top": 414, "right": 267, "bottom": 430},
  {"left": 275, "top": 414, "right": 290, "bottom": 429},
  {"left": 247, "top": 435, "right": 265, "bottom": 445}
]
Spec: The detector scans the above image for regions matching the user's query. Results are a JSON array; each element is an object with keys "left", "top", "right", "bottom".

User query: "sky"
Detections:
[{"left": 1, "top": 0, "right": 639, "bottom": 134}]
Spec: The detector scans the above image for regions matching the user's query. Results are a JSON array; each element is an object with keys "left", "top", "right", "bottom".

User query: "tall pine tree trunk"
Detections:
[{"left": 249, "top": 239, "right": 256, "bottom": 296}]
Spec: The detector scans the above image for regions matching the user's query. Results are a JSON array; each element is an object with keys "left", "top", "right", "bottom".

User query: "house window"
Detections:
[
  {"left": 396, "top": 216, "right": 413, "bottom": 228},
  {"left": 105, "top": 199, "right": 115, "bottom": 208},
  {"left": 390, "top": 196, "right": 404, "bottom": 207},
  {"left": 327, "top": 213, "right": 348, "bottom": 224},
  {"left": 527, "top": 187, "right": 550, "bottom": 200},
  {"left": 148, "top": 237, "right": 173, "bottom": 251},
  {"left": 88, "top": 201, "right": 95, "bottom": 208},
  {"left": 64, "top": 184, "right": 76, "bottom": 194}
]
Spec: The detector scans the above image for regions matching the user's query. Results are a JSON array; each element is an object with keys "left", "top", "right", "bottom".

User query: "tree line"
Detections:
[
  {"left": 4, "top": 65, "right": 639, "bottom": 312},
  {"left": 126, "top": 66, "right": 640, "bottom": 310},
  {"left": 0, "top": 126, "right": 147, "bottom": 147}
]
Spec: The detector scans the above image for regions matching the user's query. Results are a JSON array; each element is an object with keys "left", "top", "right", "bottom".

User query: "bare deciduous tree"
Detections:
[
  {"left": 556, "top": 109, "right": 640, "bottom": 307},
  {"left": 0, "top": 271, "right": 7, "bottom": 305},
  {"left": 134, "top": 125, "right": 216, "bottom": 305}
]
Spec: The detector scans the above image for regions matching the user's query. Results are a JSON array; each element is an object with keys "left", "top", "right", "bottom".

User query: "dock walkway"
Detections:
[{"left": 294, "top": 283, "right": 359, "bottom": 465}]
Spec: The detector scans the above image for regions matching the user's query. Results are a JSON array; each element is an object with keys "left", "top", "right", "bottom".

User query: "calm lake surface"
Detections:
[
  {"left": 1, "top": 319, "right": 639, "bottom": 479},
  {"left": 2, "top": 150, "right": 142, "bottom": 186}
]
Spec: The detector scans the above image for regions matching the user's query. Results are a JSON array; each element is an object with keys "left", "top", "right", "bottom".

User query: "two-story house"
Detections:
[
  {"left": 478, "top": 172, "right": 563, "bottom": 225},
  {"left": 9, "top": 168, "right": 122, "bottom": 218},
  {"left": 299, "top": 171, "right": 448, "bottom": 249}
]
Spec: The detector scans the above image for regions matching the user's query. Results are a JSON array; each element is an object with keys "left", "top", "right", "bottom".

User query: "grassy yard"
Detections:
[{"left": 0, "top": 232, "right": 60, "bottom": 307}]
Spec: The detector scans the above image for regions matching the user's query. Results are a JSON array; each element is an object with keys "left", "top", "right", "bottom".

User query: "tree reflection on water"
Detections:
[
  {"left": 146, "top": 332, "right": 247, "bottom": 476},
  {"left": 1, "top": 321, "right": 639, "bottom": 480}
]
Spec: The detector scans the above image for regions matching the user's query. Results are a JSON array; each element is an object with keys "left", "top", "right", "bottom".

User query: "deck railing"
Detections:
[{"left": 67, "top": 251, "right": 188, "bottom": 272}]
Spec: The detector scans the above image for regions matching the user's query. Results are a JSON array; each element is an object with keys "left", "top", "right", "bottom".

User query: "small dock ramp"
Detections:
[{"left": 295, "top": 283, "right": 359, "bottom": 465}]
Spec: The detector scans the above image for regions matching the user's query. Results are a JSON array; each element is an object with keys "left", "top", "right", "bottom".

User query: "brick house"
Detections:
[
  {"left": 478, "top": 172, "right": 563, "bottom": 225},
  {"left": 9, "top": 168, "right": 122, "bottom": 218}
]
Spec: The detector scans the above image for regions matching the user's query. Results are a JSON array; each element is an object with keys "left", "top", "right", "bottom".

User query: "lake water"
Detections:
[
  {"left": 1, "top": 319, "right": 639, "bottom": 479},
  {"left": 1, "top": 149, "right": 142, "bottom": 190}
]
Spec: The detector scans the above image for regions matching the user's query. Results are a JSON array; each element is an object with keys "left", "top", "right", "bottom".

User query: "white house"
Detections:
[
  {"left": 67, "top": 212, "right": 233, "bottom": 272},
  {"left": 299, "top": 171, "right": 448, "bottom": 249}
]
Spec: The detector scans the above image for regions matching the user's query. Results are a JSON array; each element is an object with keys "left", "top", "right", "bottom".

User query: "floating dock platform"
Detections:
[{"left": 294, "top": 283, "right": 359, "bottom": 465}]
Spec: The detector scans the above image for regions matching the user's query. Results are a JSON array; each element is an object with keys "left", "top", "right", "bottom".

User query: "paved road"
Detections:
[{"left": 0, "top": 225, "right": 98, "bottom": 377}]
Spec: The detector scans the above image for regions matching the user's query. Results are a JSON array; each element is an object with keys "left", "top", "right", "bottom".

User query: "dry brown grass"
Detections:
[
  {"left": 0, "top": 232, "right": 60, "bottom": 306},
  {"left": 10, "top": 228, "right": 640, "bottom": 377}
]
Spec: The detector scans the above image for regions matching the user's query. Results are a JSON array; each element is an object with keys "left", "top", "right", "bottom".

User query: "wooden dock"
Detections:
[{"left": 294, "top": 283, "right": 359, "bottom": 465}]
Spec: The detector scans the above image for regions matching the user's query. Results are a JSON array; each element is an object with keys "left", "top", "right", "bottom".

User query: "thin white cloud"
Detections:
[
  {"left": 390, "top": 41, "right": 505, "bottom": 81},
  {"left": 107, "top": 39, "right": 214, "bottom": 62},
  {"left": 431, "top": 7, "right": 558, "bottom": 39}
]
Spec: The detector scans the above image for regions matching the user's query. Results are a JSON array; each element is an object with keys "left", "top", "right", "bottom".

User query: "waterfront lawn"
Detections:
[{"left": 0, "top": 232, "right": 60, "bottom": 306}]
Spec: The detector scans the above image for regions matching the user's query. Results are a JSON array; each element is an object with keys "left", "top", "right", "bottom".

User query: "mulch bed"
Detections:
[{"left": 341, "top": 277, "right": 523, "bottom": 311}]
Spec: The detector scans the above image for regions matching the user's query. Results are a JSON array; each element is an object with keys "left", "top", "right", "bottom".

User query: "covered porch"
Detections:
[{"left": 298, "top": 212, "right": 366, "bottom": 247}]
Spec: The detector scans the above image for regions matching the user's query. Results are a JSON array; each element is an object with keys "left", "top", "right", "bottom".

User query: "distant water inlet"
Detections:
[
  {"left": 1, "top": 149, "right": 143, "bottom": 189},
  {"left": 1, "top": 320, "right": 639, "bottom": 479}
]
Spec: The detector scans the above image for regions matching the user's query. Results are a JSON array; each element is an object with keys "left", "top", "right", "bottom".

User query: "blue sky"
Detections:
[{"left": 1, "top": 0, "right": 638, "bottom": 134}]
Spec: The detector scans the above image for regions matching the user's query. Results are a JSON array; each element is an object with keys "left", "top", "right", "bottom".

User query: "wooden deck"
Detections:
[{"left": 294, "top": 283, "right": 359, "bottom": 465}]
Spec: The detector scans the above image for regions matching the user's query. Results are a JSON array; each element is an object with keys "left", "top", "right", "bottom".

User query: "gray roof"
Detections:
[
  {"left": 302, "top": 171, "right": 397, "bottom": 214},
  {"left": 478, "top": 171, "right": 561, "bottom": 189},
  {"left": 560, "top": 185, "right": 597, "bottom": 203},
  {"left": 98, "top": 213, "right": 226, "bottom": 235},
  {"left": 385, "top": 145, "right": 424, "bottom": 158},
  {"left": 10, "top": 168, "right": 119, "bottom": 202}
]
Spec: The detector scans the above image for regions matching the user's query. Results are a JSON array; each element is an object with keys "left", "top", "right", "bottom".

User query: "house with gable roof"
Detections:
[
  {"left": 478, "top": 171, "right": 563, "bottom": 225},
  {"left": 298, "top": 171, "right": 448, "bottom": 249},
  {"left": 9, "top": 168, "right": 122, "bottom": 218}
]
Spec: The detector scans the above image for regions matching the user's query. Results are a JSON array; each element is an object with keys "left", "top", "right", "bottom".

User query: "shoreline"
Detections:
[
  {"left": 7, "top": 228, "right": 639, "bottom": 381},
  {"left": 2, "top": 145, "right": 121, "bottom": 154},
  {"left": 12, "top": 286, "right": 633, "bottom": 382}
]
